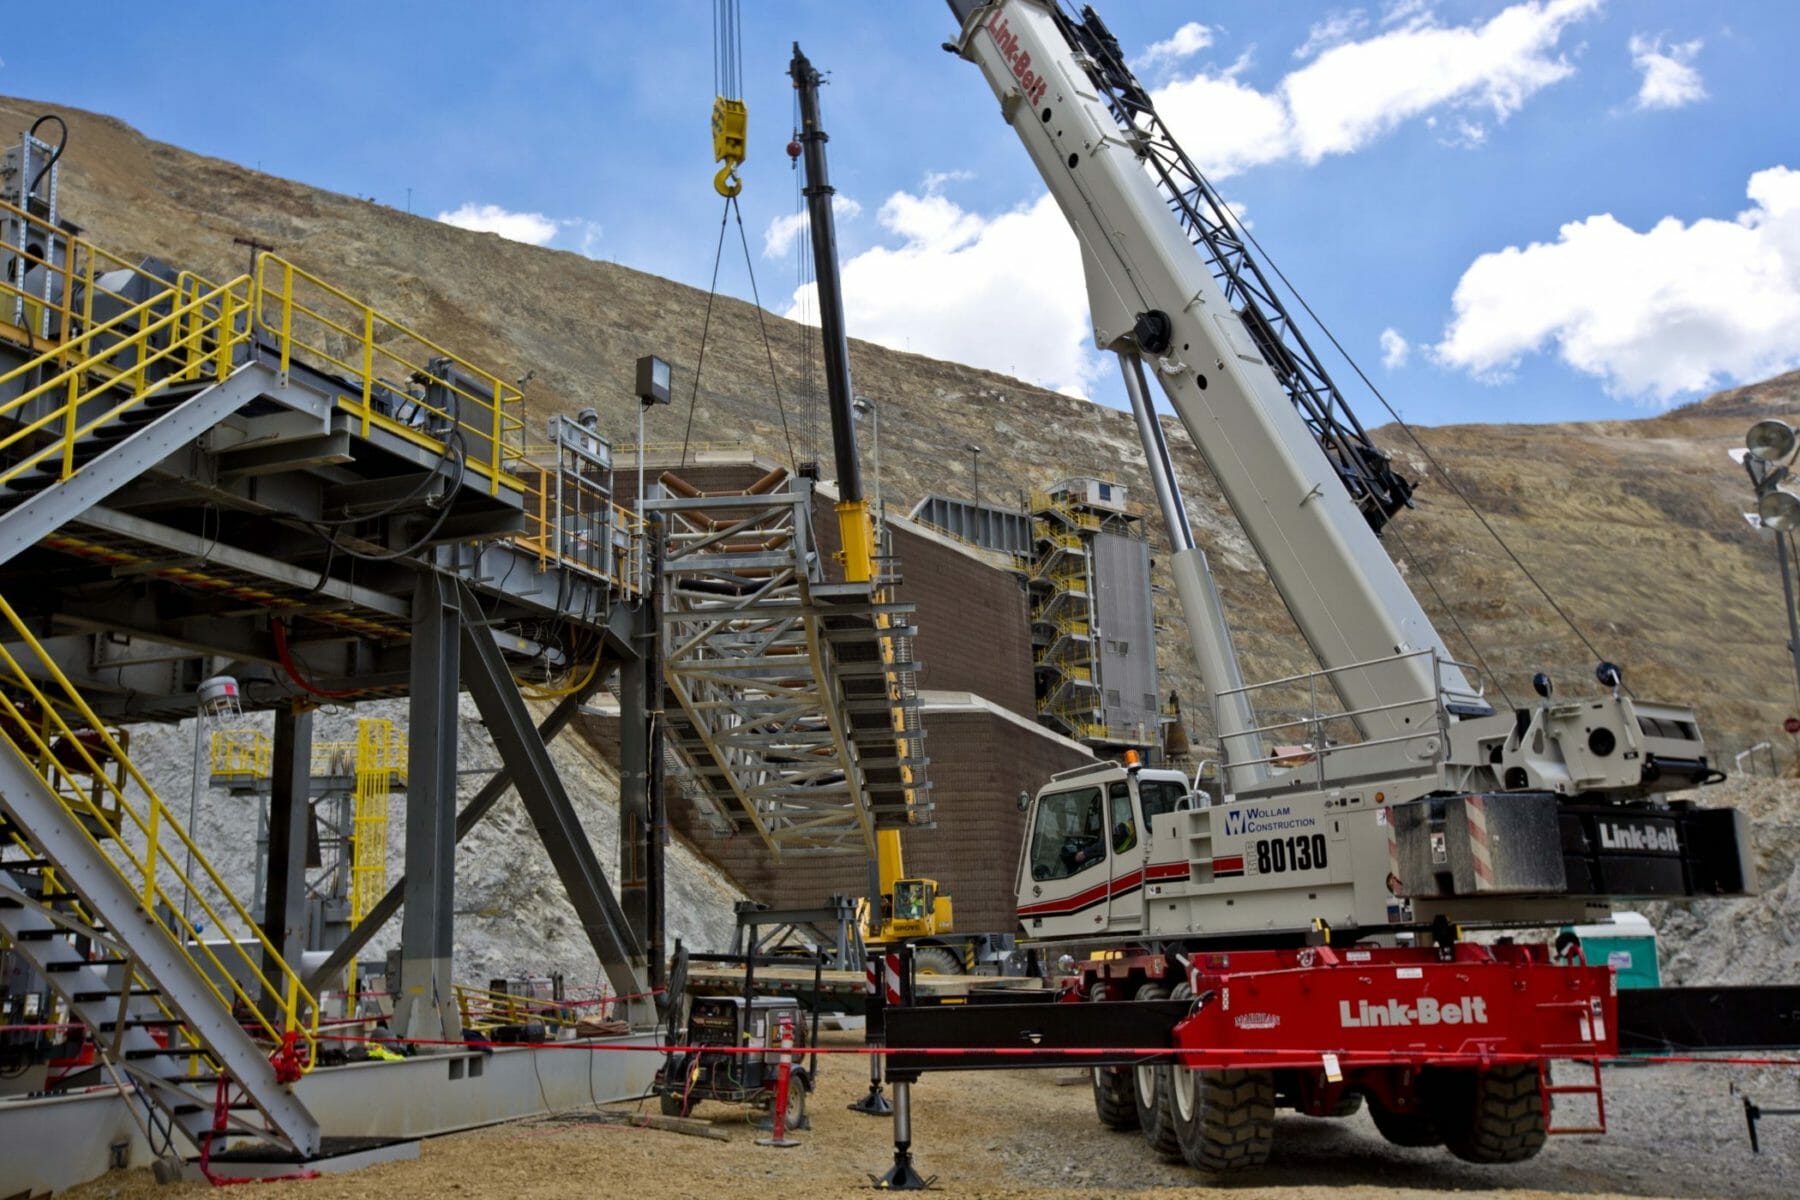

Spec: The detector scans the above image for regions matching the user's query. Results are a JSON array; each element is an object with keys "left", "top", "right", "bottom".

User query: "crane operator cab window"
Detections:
[
  {"left": 893, "top": 879, "right": 932, "bottom": 922},
  {"left": 1029, "top": 786, "right": 1106, "bottom": 881},
  {"left": 1109, "top": 782, "right": 1137, "bottom": 853},
  {"left": 1136, "top": 778, "right": 1185, "bottom": 835}
]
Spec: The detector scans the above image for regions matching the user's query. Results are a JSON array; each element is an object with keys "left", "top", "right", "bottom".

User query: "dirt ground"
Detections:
[{"left": 61, "top": 1032, "right": 1799, "bottom": 1200}]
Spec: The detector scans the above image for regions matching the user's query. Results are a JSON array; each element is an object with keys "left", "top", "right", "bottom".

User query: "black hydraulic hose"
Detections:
[{"left": 26, "top": 115, "right": 68, "bottom": 202}]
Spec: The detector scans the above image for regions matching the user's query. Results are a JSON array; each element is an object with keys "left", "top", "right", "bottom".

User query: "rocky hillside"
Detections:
[
  {"left": 9, "top": 95, "right": 1800, "bottom": 985},
  {"left": 8, "top": 95, "right": 1794, "bottom": 762}
]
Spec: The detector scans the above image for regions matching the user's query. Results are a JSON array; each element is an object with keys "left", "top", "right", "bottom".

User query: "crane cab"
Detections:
[
  {"left": 886, "top": 876, "right": 954, "bottom": 939},
  {"left": 1015, "top": 760, "right": 1190, "bottom": 941}
]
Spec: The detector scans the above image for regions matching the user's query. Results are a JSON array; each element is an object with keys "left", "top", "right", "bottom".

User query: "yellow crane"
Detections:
[{"left": 787, "top": 44, "right": 957, "bottom": 970}]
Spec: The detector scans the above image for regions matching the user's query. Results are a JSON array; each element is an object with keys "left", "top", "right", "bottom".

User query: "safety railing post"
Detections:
[
  {"left": 361, "top": 305, "right": 373, "bottom": 415},
  {"left": 278, "top": 259, "right": 294, "bottom": 383},
  {"left": 215, "top": 285, "right": 235, "bottom": 380},
  {"left": 491, "top": 379, "right": 504, "bottom": 496}
]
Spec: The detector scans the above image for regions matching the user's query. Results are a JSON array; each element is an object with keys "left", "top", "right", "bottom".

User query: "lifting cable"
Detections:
[
  {"left": 681, "top": 1, "right": 799, "bottom": 472},
  {"left": 1205, "top": 191, "right": 1620, "bottom": 689}
]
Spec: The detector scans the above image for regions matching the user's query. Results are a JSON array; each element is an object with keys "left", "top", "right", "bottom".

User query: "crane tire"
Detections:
[
  {"left": 1133, "top": 982, "right": 1181, "bottom": 1160},
  {"left": 1169, "top": 1065, "right": 1275, "bottom": 1176},
  {"left": 1440, "top": 1064, "right": 1547, "bottom": 1164},
  {"left": 1088, "top": 984, "right": 1137, "bottom": 1131},
  {"left": 910, "top": 946, "right": 964, "bottom": 977}
]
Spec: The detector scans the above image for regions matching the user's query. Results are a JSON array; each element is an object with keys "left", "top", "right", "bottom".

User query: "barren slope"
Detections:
[{"left": 6, "top": 94, "right": 1796, "bottom": 759}]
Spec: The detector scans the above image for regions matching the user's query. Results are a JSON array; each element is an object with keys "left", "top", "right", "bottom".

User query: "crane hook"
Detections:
[{"left": 712, "top": 96, "right": 748, "bottom": 198}]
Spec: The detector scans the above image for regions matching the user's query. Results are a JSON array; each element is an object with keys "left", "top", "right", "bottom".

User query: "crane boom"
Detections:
[{"left": 948, "top": 0, "right": 1486, "bottom": 760}]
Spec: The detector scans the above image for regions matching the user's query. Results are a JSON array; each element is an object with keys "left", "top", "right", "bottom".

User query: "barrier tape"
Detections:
[{"left": 302, "top": 1028, "right": 1800, "bottom": 1070}]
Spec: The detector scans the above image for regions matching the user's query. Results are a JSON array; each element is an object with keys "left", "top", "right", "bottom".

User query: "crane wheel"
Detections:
[
  {"left": 1169, "top": 1064, "right": 1275, "bottom": 1175},
  {"left": 1088, "top": 984, "right": 1137, "bottom": 1131},
  {"left": 1133, "top": 983, "right": 1182, "bottom": 1160},
  {"left": 1368, "top": 1099, "right": 1441, "bottom": 1146},
  {"left": 1439, "top": 1064, "right": 1547, "bottom": 1164},
  {"left": 911, "top": 946, "right": 964, "bottom": 977}
]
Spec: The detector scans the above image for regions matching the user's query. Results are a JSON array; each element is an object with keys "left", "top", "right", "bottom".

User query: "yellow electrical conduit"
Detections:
[{"left": 0, "top": 593, "right": 319, "bottom": 1069}]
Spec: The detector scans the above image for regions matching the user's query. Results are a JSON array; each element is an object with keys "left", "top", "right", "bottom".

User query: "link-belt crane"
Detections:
[{"left": 921, "top": 0, "right": 1757, "bottom": 1178}]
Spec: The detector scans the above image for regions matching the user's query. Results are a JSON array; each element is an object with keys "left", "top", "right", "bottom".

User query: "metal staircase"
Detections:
[
  {"left": 1029, "top": 496, "right": 1102, "bottom": 739},
  {"left": 650, "top": 473, "right": 931, "bottom": 858},
  {"left": 0, "top": 269, "right": 263, "bottom": 568},
  {"left": 0, "top": 591, "right": 322, "bottom": 1159}
]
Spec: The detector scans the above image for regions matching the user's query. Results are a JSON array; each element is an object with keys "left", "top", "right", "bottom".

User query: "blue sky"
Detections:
[{"left": 9, "top": 1, "right": 1800, "bottom": 426}]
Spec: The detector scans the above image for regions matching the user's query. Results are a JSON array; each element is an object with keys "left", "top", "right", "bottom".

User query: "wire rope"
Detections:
[
  {"left": 729, "top": 195, "right": 799, "bottom": 470},
  {"left": 679, "top": 201, "right": 732, "bottom": 468},
  {"left": 1201, "top": 187, "right": 1619, "bottom": 681}
]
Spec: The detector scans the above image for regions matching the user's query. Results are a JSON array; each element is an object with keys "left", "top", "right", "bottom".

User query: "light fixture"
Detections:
[
  {"left": 635, "top": 354, "right": 671, "bottom": 408},
  {"left": 1758, "top": 485, "right": 1800, "bottom": 532},
  {"left": 1746, "top": 419, "right": 1796, "bottom": 463}
]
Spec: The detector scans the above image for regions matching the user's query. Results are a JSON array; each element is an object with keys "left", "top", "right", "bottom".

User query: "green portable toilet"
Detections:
[{"left": 1564, "top": 911, "right": 1660, "bottom": 988}]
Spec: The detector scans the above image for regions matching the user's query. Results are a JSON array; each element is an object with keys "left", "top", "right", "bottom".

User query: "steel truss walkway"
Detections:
[
  {"left": 0, "top": 191, "right": 652, "bottom": 1163},
  {"left": 649, "top": 473, "right": 930, "bottom": 858}
]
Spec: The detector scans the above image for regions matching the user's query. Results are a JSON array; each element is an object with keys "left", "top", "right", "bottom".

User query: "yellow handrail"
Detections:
[
  {"left": 0, "top": 595, "right": 319, "bottom": 1069},
  {"left": 0, "top": 275, "right": 250, "bottom": 486},
  {"left": 251, "top": 254, "right": 525, "bottom": 497},
  {"left": 210, "top": 728, "right": 271, "bottom": 781}
]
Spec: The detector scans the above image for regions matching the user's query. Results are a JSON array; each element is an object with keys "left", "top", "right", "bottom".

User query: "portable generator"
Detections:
[{"left": 654, "top": 993, "right": 811, "bottom": 1128}]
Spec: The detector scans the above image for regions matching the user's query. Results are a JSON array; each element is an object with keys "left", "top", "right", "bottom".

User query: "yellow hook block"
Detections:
[{"left": 712, "top": 95, "right": 747, "bottom": 198}]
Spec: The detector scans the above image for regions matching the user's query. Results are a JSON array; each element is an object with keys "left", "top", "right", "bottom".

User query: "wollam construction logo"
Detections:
[
  {"left": 986, "top": 9, "right": 1049, "bottom": 108},
  {"left": 1339, "top": 996, "right": 1490, "bottom": 1028}
]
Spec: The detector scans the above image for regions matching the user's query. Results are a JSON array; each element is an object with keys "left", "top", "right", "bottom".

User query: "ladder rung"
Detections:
[
  {"left": 45, "top": 958, "right": 127, "bottom": 973},
  {"left": 74, "top": 987, "right": 159, "bottom": 1003},
  {"left": 125, "top": 1045, "right": 212, "bottom": 1060},
  {"left": 96, "top": 1016, "right": 184, "bottom": 1032}
]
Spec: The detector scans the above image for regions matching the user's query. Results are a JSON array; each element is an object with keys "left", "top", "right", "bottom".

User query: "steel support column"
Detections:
[
  {"left": 454, "top": 582, "right": 652, "bottom": 1022},
  {"left": 639, "top": 519, "right": 667, "bottom": 990},
  {"left": 393, "top": 573, "right": 461, "bottom": 1045},
  {"left": 259, "top": 703, "right": 313, "bottom": 1011},
  {"left": 618, "top": 649, "right": 650, "bottom": 963}
]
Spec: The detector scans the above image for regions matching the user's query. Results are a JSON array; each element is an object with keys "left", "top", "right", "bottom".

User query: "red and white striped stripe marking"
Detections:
[
  {"left": 1466, "top": 795, "right": 1496, "bottom": 890},
  {"left": 885, "top": 952, "right": 904, "bottom": 1006}
]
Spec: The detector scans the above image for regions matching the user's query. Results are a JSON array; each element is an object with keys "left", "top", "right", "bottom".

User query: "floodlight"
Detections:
[
  {"left": 1758, "top": 485, "right": 1800, "bottom": 532},
  {"left": 635, "top": 355, "right": 671, "bottom": 407},
  {"left": 1746, "top": 419, "right": 1796, "bottom": 463}
]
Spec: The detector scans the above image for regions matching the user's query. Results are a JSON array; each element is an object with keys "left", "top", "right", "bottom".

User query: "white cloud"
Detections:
[
  {"left": 436, "top": 202, "right": 560, "bottom": 246},
  {"left": 1433, "top": 166, "right": 1800, "bottom": 402},
  {"left": 1136, "top": 22, "right": 1215, "bottom": 71},
  {"left": 1295, "top": 10, "right": 1370, "bottom": 61},
  {"left": 762, "top": 195, "right": 863, "bottom": 259},
  {"left": 1629, "top": 34, "right": 1706, "bottom": 111},
  {"left": 1383, "top": 0, "right": 1433, "bottom": 26},
  {"left": 786, "top": 187, "right": 1096, "bottom": 398},
  {"left": 1151, "top": 0, "right": 1600, "bottom": 179},
  {"left": 436, "top": 204, "right": 608, "bottom": 258},
  {"left": 1380, "top": 328, "right": 1410, "bottom": 369}
]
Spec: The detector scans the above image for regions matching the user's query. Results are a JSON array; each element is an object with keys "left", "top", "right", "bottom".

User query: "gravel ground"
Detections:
[{"left": 61, "top": 1034, "right": 1799, "bottom": 1200}]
